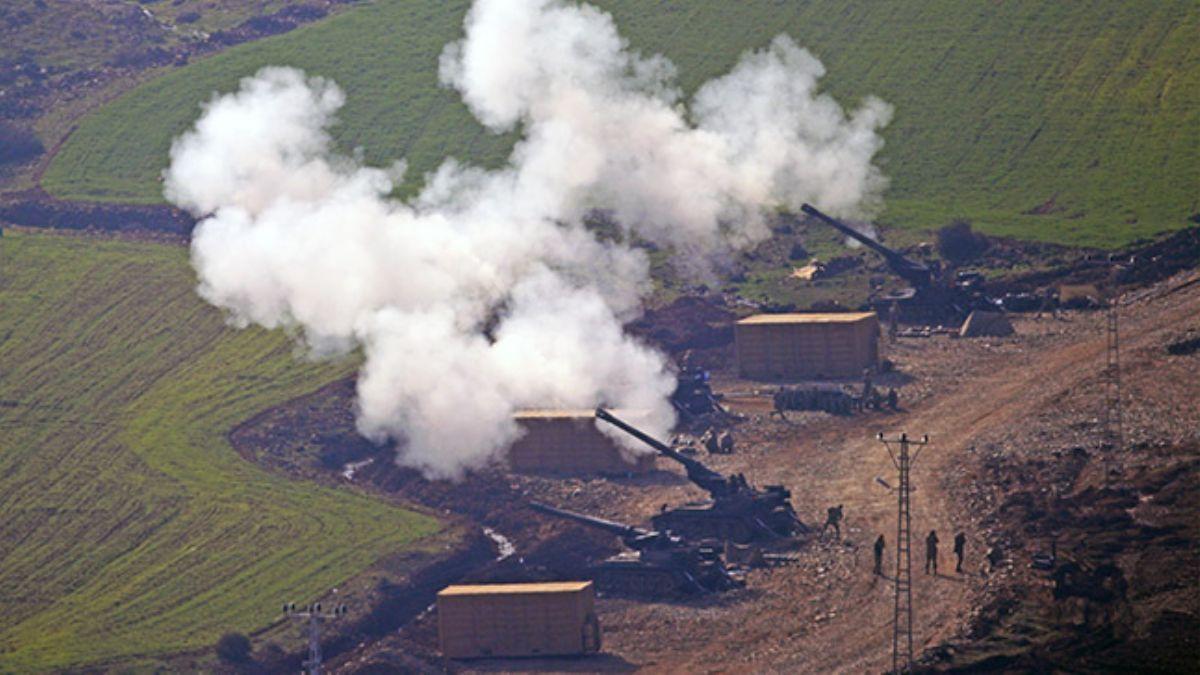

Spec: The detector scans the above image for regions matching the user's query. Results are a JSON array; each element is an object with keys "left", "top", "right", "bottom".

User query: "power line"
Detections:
[
  {"left": 877, "top": 432, "right": 929, "bottom": 673},
  {"left": 284, "top": 602, "right": 348, "bottom": 675}
]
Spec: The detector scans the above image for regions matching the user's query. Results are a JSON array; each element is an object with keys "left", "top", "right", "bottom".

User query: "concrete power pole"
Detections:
[
  {"left": 1102, "top": 267, "right": 1125, "bottom": 482},
  {"left": 878, "top": 432, "right": 929, "bottom": 673},
  {"left": 284, "top": 602, "right": 348, "bottom": 675},
  {"left": 1104, "top": 306, "right": 1123, "bottom": 460}
]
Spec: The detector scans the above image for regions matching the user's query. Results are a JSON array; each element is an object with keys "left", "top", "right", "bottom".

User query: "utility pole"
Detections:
[
  {"left": 284, "top": 602, "right": 348, "bottom": 675},
  {"left": 1103, "top": 304, "right": 1123, "bottom": 461},
  {"left": 1101, "top": 262, "right": 1126, "bottom": 482},
  {"left": 877, "top": 432, "right": 929, "bottom": 673}
]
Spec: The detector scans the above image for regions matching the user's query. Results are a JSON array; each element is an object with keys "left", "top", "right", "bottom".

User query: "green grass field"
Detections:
[
  {"left": 0, "top": 230, "right": 441, "bottom": 671},
  {"left": 40, "top": 0, "right": 1200, "bottom": 247}
]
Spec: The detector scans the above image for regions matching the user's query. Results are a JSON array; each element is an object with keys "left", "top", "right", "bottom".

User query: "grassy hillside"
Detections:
[
  {"left": 41, "top": 0, "right": 1200, "bottom": 247},
  {"left": 0, "top": 230, "right": 440, "bottom": 671}
]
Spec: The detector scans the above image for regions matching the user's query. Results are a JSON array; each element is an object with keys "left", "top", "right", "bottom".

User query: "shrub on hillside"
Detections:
[
  {"left": 937, "top": 220, "right": 989, "bottom": 263},
  {"left": 108, "top": 47, "right": 173, "bottom": 69},
  {"left": 215, "top": 632, "right": 252, "bottom": 664},
  {"left": 319, "top": 446, "right": 353, "bottom": 470},
  {"left": 0, "top": 122, "right": 44, "bottom": 167}
]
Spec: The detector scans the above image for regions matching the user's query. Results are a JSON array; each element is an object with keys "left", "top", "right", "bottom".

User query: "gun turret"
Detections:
[
  {"left": 800, "top": 203, "right": 932, "bottom": 288},
  {"left": 594, "top": 410, "right": 806, "bottom": 543},
  {"left": 594, "top": 408, "right": 728, "bottom": 497},
  {"left": 671, "top": 367, "right": 725, "bottom": 419}
]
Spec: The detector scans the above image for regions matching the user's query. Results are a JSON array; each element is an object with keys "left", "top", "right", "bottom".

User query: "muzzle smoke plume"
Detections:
[{"left": 164, "top": 0, "right": 892, "bottom": 479}]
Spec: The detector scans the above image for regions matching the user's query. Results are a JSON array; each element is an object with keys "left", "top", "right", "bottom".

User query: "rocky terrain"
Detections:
[{"left": 230, "top": 265, "right": 1200, "bottom": 672}]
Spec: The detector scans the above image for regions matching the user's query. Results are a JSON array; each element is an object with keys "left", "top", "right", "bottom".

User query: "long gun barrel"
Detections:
[
  {"left": 594, "top": 408, "right": 728, "bottom": 496},
  {"left": 800, "top": 203, "right": 932, "bottom": 288},
  {"left": 529, "top": 501, "right": 651, "bottom": 540}
]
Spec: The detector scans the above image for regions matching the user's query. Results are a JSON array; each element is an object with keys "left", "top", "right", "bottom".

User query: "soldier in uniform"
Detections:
[
  {"left": 874, "top": 534, "right": 886, "bottom": 575},
  {"left": 861, "top": 368, "right": 875, "bottom": 410},
  {"left": 954, "top": 532, "right": 967, "bottom": 573},
  {"left": 925, "top": 530, "right": 940, "bottom": 574},
  {"left": 822, "top": 504, "right": 844, "bottom": 539},
  {"left": 772, "top": 388, "right": 787, "bottom": 418}
]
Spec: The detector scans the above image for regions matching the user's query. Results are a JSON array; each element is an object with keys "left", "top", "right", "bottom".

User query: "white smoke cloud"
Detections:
[{"left": 164, "top": 0, "right": 892, "bottom": 479}]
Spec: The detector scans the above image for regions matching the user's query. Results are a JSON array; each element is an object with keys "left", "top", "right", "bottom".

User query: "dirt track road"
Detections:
[{"left": 614, "top": 275, "right": 1200, "bottom": 673}]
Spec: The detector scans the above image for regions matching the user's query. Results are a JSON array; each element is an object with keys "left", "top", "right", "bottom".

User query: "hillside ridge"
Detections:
[{"left": 38, "top": 0, "right": 1200, "bottom": 247}]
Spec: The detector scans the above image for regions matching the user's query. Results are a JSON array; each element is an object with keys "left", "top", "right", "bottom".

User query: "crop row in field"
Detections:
[{"left": 0, "top": 230, "right": 440, "bottom": 671}]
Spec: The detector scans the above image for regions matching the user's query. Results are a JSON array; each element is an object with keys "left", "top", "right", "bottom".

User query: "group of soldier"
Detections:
[
  {"left": 673, "top": 428, "right": 735, "bottom": 456},
  {"left": 860, "top": 368, "right": 900, "bottom": 413},
  {"left": 872, "top": 529, "right": 968, "bottom": 576},
  {"left": 699, "top": 428, "right": 735, "bottom": 454},
  {"left": 822, "top": 506, "right": 970, "bottom": 576}
]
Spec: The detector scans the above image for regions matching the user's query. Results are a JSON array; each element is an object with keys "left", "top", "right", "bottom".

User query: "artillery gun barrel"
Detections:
[
  {"left": 594, "top": 408, "right": 678, "bottom": 458},
  {"left": 529, "top": 501, "right": 649, "bottom": 540},
  {"left": 594, "top": 408, "right": 728, "bottom": 494},
  {"left": 799, "top": 203, "right": 931, "bottom": 287}
]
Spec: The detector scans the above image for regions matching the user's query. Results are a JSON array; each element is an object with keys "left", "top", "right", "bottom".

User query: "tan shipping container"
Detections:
[
  {"left": 438, "top": 581, "right": 602, "bottom": 659},
  {"left": 509, "top": 410, "right": 655, "bottom": 475},
  {"left": 735, "top": 312, "right": 879, "bottom": 380}
]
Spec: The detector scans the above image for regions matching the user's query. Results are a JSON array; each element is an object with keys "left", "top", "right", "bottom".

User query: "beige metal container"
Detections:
[
  {"left": 437, "top": 581, "right": 601, "bottom": 659},
  {"left": 509, "top": 410, "right": 655, "bottom": 475},
  {"left": 735, "top": 312, "right": 879, "bottom": 380}
]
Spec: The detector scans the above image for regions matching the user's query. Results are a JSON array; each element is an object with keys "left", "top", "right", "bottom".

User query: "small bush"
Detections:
[
  {"left": 318, "top": 446, "right": 352, "bottom": 470},
  {"left": 937, "top": 220, "right": 988, "bottom": 263},
  {"left": 215, "top": 632, "right": 252, "bottom": 664},
  {"left": 108, "top": 47, "right": 173, "bottom": 68},
  {"left": 0, "top": 122, "right": 44, "bottom": 167}
]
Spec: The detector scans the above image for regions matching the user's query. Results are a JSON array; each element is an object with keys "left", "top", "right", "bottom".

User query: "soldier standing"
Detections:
[
  {"left": 954, "top": 532, "right": 967, "bottom": 573},
  {"left": 873, "top": 534, "right": 885, "bottom": 575},
  {"left": 772, "top": 388, "right": 786, "bottom": 418},
  {"left": 925, "top": 530, "right": 939, "bottom": 575},
  {"left": 822, "top": 504, "right": 844, "bottom": 539},
  {"left": 861, "top": 369, "right": 875, "bottom": 410}
]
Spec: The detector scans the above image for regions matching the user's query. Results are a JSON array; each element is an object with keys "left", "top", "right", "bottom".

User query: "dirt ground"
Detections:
[{"left": 232, "top": 268, "right": 1200, "bottom": 674}]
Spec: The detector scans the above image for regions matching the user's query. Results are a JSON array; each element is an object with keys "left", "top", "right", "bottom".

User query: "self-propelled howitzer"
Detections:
[
  {"left": 594, "top": 409, "right": 807, "bottom": 543},
  {"left": 799, "top": 203, "right": 1000, "bottom": 322},
  {"left": 800, "top": 203, "right": 932, "bottom": 288},
  {"left": 528, "top": 501, "right": 743, "bottom": 595}
]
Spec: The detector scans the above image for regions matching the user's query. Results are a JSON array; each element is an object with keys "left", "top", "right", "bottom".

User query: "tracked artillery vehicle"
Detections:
[
  {"left": 670, "top": 365, "right": 726, "bottom": 420},
  {"left": 800, "top": 203, "right": 999, "bottom": 323},
  {"left": 595, "top": 408, "right": 807, "bottom": 543},
  {"left": 529, "top": 502, "right": 743, "bottom": 595}
]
